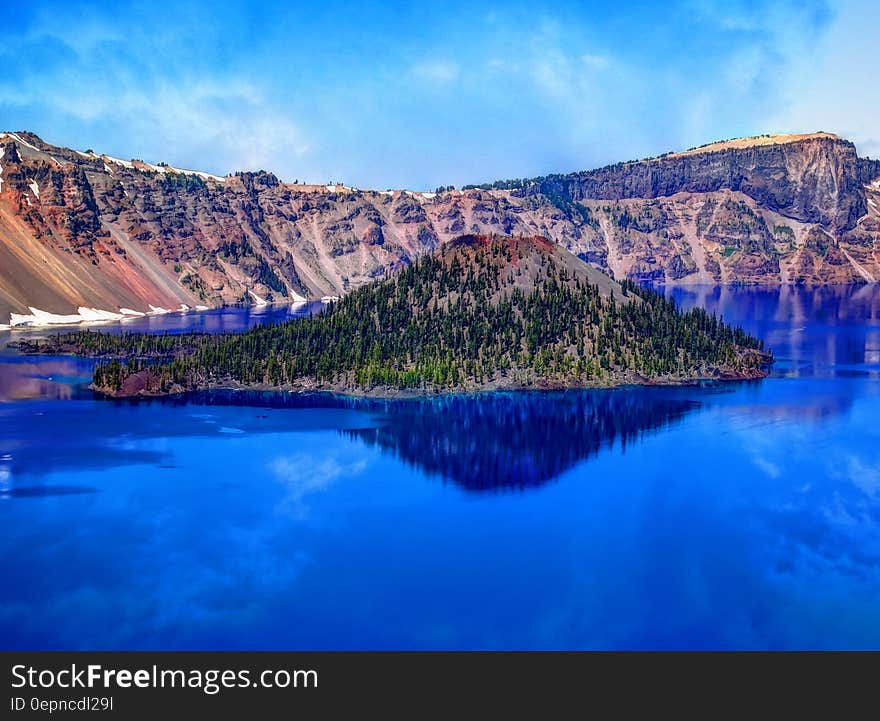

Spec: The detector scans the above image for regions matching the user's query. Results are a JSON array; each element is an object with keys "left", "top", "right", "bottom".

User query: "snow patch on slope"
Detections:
[
  {"left": 0, "top": 132, "right": 66, "bottom": 167},
  {"left": 4, "top": 132, "right": 42, "bottom": 153},
  {"left": 248, "top": 290, "right": 268, "bottom": 307},
  {"left": 100, "top": 154, "right": 226, "bottom": 182},
  {"left": 102, "top": 155, "right": 134, "bottom": 169},
  {"left": 166, "top": 166, "right": 226, "bottom": 183},
  {"left": 9, "top": 303, "right": 214, "bottom": 327},
  {"left": 404, "top": 190, "right": 436, "bottom": 202},
  {"left": 10, "top": 306, "right": 120, "bottom": 327},
  {"left": 77, "top": 307, "right": 123, "bottom": 322}
]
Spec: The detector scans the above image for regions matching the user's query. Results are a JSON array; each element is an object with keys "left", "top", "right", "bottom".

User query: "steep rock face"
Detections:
[
  {"left": 563, "top": 190, "right": 879, "bottom": 286},
  {"left": 469, "top": 133, "right": 880, "bottom": 286},
  {"left": 1, "top": 130, "right": 879, "bottom": 321},
  {"left": 0, "top": 134, "right": 198, "bottom": 318},
  {"left": 519, "top": 134, "right": 867, "bottom": 231}
]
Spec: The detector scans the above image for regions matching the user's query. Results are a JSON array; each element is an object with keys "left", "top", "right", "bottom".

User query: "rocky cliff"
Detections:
[
  {"left": 517, "top": 133, "right": 867, "bottom": 230},
  {"left": 1, "top": 130, "right": 879, "bottom": 322}
]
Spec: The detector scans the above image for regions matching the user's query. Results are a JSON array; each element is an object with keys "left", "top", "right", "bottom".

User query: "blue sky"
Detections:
[{"left": 1, "top": 0, "right": 876, "bottom": 189}]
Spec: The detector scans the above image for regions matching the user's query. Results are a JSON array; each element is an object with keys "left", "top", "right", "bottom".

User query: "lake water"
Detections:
[{"left": 1, "top": 287, "right": 880, "bottom": 650}]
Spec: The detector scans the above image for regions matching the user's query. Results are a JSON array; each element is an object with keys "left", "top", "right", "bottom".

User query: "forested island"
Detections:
[{"left": 14, "top": 235, "right": 771, "bottom": 397}]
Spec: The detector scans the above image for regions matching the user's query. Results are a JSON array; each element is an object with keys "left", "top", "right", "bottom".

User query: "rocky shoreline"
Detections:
[{"left": 88, "top": 348, "right": 773, "bottom": 400}]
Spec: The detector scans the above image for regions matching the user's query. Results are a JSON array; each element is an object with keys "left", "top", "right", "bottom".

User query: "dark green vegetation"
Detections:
[
  {"left": 17, "top": 235, "right": 770, "bottom": 397},
  {"left": 217, "top": 237, "right": 287, "bottom": 296}
]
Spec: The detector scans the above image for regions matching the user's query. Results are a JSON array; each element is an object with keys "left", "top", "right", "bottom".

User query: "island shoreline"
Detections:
[{"left": 84, "top": 356, "right": 772, "bottom": 400}]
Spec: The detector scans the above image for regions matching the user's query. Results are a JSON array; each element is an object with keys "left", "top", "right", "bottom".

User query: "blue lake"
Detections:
[{"left": 1, "top": 287, "right": 880, "bottom": 650}]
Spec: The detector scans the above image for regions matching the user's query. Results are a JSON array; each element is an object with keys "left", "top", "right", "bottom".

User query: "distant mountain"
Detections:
[
  {"left": 1, "top": 130, "right": 879, "bottom": 322},
  {"left": 18, "top": 234, "right": 769, "bottom": 397}
]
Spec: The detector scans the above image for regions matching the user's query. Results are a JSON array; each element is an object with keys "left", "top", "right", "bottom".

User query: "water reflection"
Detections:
[
  {"left": 0, "top": 389, "right": 705, "bottom": 492},
  {"left": 0, "top": 396, "right": 380, "bottom": 488},
  {"left": 0, "top": 356, "right": 96, "bottom": 401},
  {"left": 665, "top": 284, "right": 880, "bottom": 378},
  {"left": 343, "top": 391, "right": 702, "bottom": 491},
  {"left": 110, "top": 389, "right": 707, "bottom": 491}
]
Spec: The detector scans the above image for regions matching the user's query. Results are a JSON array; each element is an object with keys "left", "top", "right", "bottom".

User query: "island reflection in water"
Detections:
[
  {"left": 1, "top": 388, "right": 704, "bottom": 493},
  {"left": 176, "top": 389, "right": 707, "bottom": 491},
  {"left": 341, "top": 391, "right": 703, "bottom": 490}
]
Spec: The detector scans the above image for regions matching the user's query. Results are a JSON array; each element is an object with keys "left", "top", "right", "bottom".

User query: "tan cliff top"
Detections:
[{"left": 668, "top": 132, "right": 841, "bottom": 159}]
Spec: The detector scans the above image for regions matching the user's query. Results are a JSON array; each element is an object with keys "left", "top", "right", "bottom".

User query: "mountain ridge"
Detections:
[{"left": 1, "top": 130, "right": 879, "bottom": 324}]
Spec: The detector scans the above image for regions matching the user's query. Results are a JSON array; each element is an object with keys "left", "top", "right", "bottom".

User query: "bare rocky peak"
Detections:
[{"left": 442, "top": 233, "right": 626, "bottom": 301}]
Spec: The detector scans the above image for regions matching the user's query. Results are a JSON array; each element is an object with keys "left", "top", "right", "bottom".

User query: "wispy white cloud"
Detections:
[
  {"left": 0, "top": 0, "right": 868, "bottom": 189},
  {"left": 270, "top": 454, "right": 368, "bottom": 518},
  {"left": 754, "top": 457, "right": 782, "bottom": 479},
  {"left": 581, "top": 54, "right": 611, "bottom": 70},
  {"left": 4, "top": 77, "right": 310, "bottom": 172},
  {"left": 831, "top": 454, "right": 880, "bottom": 500},
  {"left": 769, "top": 0, "right": 880, "bottom": 157},
  {"left": 410, "top": 60, "right": 461, "bottom": 84},
  {"left": 0, "top": 10, "right": 312, "bottom": 177}
]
